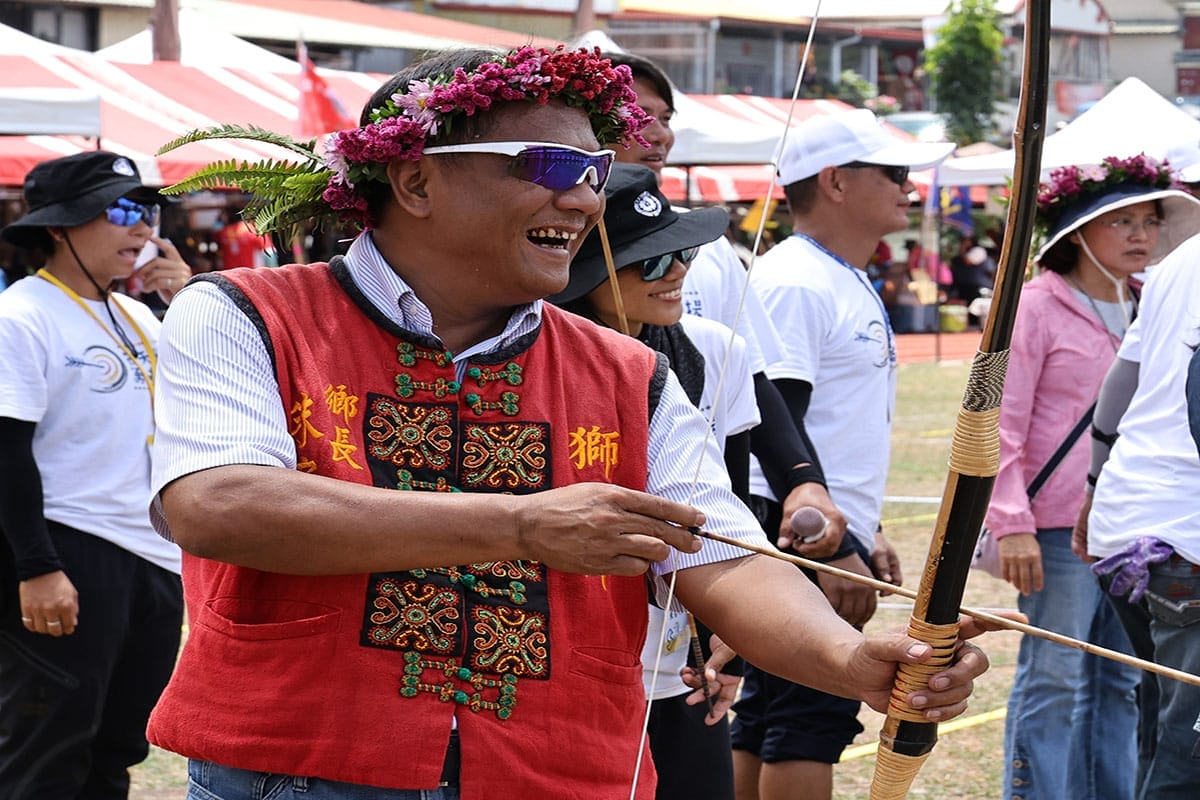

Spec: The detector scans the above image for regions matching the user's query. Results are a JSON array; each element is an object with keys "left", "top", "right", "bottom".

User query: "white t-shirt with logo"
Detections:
[
  {"left": 683, "top": 235, "right": 784, "bottom": 375},
  {"left": 642, "top": 313, "right": 760, "bottom": 701},
  {"left": 747, "top": 234, "right": 897, "bottom": 550},
  {"left": 0, "top": 276, "right": 181, "bottom": 573},
  {"left": 1088, "top": 235, "right": 1200, "bottom": 564}
]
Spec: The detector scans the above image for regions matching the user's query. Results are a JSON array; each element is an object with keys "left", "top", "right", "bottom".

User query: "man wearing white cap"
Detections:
[{"left": 735, "top": 109, "right": 955, "bottom": 800}]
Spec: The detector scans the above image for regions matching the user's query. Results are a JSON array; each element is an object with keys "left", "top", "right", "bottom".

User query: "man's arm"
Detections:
[
  {"left": 1074, "top": 356, "right": 1140, "bottom": 560},
  {"left": 1188, "top": 346, "right": 1200, "bottom": 457},
  {"left": 675, "top": 555, "right": 988, "bottom": 718},
  {"left": 162, "top": 467, "right": 704, "bottom": 576}
]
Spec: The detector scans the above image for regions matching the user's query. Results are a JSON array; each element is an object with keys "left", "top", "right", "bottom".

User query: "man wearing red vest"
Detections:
[{"left": 147, "top": 47, "right": 996, "bottom": 800}]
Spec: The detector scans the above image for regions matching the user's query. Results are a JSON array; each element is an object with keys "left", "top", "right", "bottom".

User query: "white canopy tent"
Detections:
[
  {"left": 0, "top": 88, "right": 100, "bottom": 137},
  {"left": 938, "top": 78, "right": 1200, "bottom": 186},
  {"left": 97, "top": 9, "right": 300, "bottom": 72},
  {"left": 0, "top": 24, "right": 101, "bottom": 138}
]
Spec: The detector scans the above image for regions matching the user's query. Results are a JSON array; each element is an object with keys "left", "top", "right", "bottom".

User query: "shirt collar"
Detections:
[{"left": 342, "top": 232, "right": 544, "bottom": 355}]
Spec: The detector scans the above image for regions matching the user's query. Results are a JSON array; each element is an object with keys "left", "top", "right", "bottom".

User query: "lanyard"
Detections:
[
  {"left": 36, "top": 269, "right": 157, "bottom": 408},
  {"left": 793, "top": 233, "right": 896, "bottom": 365}
]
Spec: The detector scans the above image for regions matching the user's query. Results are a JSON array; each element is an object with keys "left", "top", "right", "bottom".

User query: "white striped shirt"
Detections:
[{"left": 150, "top": 233, "right": 767, "bottom": 574}]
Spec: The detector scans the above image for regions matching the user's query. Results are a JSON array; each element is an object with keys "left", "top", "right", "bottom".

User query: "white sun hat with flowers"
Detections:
[{"left": 1034, "top": 154, "right": 1200, "bottom": 265}]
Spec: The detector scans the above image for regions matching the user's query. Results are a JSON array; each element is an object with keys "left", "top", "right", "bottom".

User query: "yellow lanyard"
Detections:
[{"left": 37, "top": 269, "right": 157, "bottom": 431}]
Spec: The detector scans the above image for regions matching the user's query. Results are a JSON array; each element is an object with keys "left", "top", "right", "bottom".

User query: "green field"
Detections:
[{"left": 131, "top": 359, "right": 1023, "bottom": 800}]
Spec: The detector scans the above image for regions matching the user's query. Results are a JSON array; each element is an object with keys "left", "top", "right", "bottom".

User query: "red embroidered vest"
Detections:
[{"left": 147, "top": 261, "right": 667, "bottom": 798}]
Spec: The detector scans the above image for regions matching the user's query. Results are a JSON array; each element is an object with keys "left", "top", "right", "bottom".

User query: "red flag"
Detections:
[{"left": 297, "top": 39, "right": 355, "bottom": 138}]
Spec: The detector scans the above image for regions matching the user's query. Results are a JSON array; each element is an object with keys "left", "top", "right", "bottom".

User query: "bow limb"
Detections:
[{"left": 867, "top": 2, "right": 1052, "bottom": 798}]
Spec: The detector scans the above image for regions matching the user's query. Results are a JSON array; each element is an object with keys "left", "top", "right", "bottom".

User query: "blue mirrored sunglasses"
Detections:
[
  {"left": 106, "top": 197, "right": 159, "bottom": 227},
  {"left": 422, "top": 141, "right": 616, "bottom": 193},
  {"left": 639, "top": 246, "right": 701, "bottom": 282}
]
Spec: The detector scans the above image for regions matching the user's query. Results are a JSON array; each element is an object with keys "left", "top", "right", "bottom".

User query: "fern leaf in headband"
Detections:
[
  {"left": 158, "top": 124, "right": 321, "bottom": 162},
  {"left": 156, "top": 126, "right": 338, "bottom": 237}
]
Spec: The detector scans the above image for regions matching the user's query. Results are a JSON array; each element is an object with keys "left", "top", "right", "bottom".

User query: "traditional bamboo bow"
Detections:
[{"left": 867, "top": 1, "right": 1052, "bottom": 796}]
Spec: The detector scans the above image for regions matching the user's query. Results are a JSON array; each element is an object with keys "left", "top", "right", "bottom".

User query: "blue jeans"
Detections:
[
  {"left": 186, "top": 761, "right": 459, "bottom": 800},
  {"left": 1003, "top": 528, "right": 1139, "bottom": 800}
]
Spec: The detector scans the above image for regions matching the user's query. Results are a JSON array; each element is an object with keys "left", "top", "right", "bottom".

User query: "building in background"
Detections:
[{"left": 4, "top": 0, "right": 1200, "bottom": 128}]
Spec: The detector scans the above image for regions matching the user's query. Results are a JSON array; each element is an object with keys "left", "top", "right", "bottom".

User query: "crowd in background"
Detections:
[{"left": 1, "top": 43, "right": 1198, "bottom": 800}]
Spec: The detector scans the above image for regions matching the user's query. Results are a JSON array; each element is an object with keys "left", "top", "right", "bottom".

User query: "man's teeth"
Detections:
[
  {"left": 530, "top": 229, "right": 578, "bottom": 245},
  {"left": 652, "top": 289, "right": 681, "bottom": 300}
]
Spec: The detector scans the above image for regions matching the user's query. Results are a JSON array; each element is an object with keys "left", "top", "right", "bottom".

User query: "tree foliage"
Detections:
[{"left": 924, "top": 0, "right": 1004, "bottom": 145}]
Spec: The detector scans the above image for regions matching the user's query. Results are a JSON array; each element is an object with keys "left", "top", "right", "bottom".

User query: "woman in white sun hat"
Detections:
[{"left": 984, "top": 153, "right": 1200, "bottom": 800}]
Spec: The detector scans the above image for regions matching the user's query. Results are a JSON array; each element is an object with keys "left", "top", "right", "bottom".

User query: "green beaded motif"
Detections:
[
  {"left": 466, "top": 362, "right": 523, "bottom": 388},
  {"left": 399, "top": 653, "right": 520, "bottom": 720},
  {"left": 464, "top": 391, "right": 520, "bottom": 417},
  {"left": 396, "top": 342, "right": 452, "bottom": 368}
]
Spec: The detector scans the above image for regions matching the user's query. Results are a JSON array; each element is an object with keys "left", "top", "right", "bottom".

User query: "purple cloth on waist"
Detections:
[{"left": 1091, "top": 536, "right": 1174, "bottom": 602}]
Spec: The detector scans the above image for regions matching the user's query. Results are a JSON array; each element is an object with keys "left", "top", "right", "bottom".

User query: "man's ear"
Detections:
[
  {"left": 48, "top": 227, "right": 66, "bottom": 243},
  {"left": 387, "top": 159, "right": 432, "bottom": 218},
  {"left": 816, "top": 166, "right": 848, "bottom": 203}
]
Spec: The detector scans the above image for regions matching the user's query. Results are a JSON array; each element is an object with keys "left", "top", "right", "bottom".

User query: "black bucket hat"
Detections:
[
  {"left": 548, "top": 163, "right": 728, "bottom": 305},
  {"left": 2, "top": 150, "right": 166, "bottom": 249}
]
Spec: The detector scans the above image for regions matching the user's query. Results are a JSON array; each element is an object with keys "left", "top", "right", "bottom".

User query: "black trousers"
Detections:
[
  {"left": 0, "top": 522, "right": 183, "bottom": 800},
  {"left": 647, "top": 692, "right": 734, "bottom": 800}
]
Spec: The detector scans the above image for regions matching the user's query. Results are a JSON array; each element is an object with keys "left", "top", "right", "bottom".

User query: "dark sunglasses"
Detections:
[
  {"left": 638, "top": 246, "right": 701, "bottom": 282},
  {"left": 106, "top": 197, "right": 159, "bottom": 227},
  {"left": 422, "top": 141, "right": 616, "bottom": 193},
  {"left": 842, "top": 162, "right": 910, "bottom": 187}
]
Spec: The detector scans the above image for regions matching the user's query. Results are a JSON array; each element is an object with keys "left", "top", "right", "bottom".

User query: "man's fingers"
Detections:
[
  {"left": 619, "top": 490, "right": 705, "bottom": 531},
  {"left": 604, "top": 554, "right": 656, "bottom": 577},
  {"left": 959, "top": 610, "right": 1027, "bottom": 638}
]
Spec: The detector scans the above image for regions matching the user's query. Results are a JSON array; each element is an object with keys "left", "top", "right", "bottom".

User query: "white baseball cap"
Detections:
[{"left": 776, "top": 108, "right": 956, "bottom": 186}]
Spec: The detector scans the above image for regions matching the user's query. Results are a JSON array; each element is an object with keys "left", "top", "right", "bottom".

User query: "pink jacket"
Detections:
[{"left": 985, "top": 271, "right": 1123, "bottom": 538}]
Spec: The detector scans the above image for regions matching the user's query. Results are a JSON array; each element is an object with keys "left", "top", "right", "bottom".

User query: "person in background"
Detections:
[
  {"left": 145, "top": 46, "right": 996, "bottom": 799},
  {"left": 214, "top": 207, "right": 272, "bottom": 270},
  {"left": 0, "top": 150, "right": 190, "bottom": 799},
  {"left": 1075, "top": 232, "right": 1200, "bottom": 800},
  {"left": 865, "top": 239, "right": 892, "bottom": 295},
  {"left": 549, "top": 162, "right": 757, "bottom": 799},
  {"left": 988, "top": 155, "right": 1200, "bottom": 800},
  {"left": 603, "top": 49, "right": 849, "bottom": 569},
  {"left": 740, "top": 108, "right": 954, "bottom": 800},
  {"left": 949, "top": 234, "right": 996, "bottom": 328}
]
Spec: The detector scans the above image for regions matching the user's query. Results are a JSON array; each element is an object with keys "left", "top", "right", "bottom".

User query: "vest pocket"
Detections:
[
  {"left": 199, "top": 596, "right": 342, "bottom": 640},
  {"left": 568, "top": 645, "right": 642, "bottom": 686}
]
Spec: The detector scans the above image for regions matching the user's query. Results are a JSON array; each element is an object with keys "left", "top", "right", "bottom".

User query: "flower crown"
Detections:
[
  {"left": 1036, "top": 154, "right": 1177, "bottom": 237},
  {"left": 156, "top": 46, "right": 650, "bottom": 234}
]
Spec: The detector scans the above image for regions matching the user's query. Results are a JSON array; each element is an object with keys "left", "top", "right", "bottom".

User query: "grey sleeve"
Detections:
[
  {"left": 1188, "top": 346, "right": 1200, "bottom": 458},
  {"left": 1088, "top": 356, "right": 1140, "bottom": 485}
]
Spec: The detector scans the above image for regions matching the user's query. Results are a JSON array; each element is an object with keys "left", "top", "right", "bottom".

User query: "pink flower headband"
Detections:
[
  {"left": 157, "top": 46, "right": 649, "bottom": 234},
  {"left": 321, "top": 45, "right": 652, "bottom": 225},
  {"left": 1036, "top": 154, "right": 1178, "bottom": 237}
]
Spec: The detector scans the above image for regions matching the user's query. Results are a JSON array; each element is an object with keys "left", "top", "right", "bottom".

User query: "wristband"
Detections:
[
  {"left": 785, "top": 462, "right": 826, "bottom": 492},
  {"left": 813, "top": 535, "right": 858, "bottom": 563},
  {"left": 1090, "top": 425, "right": 1118, "bottom": 448}
]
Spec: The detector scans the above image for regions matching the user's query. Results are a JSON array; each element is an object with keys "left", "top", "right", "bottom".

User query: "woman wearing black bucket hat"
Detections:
[
  {"left": 551, "top": 162, "right": 756, "bottom": 799},
  {"left": 0, "top": 150, "right": 189, "bottom": 798},
  {"left": 983, "top": 154, "right": 1200, "bottom": 800}
]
